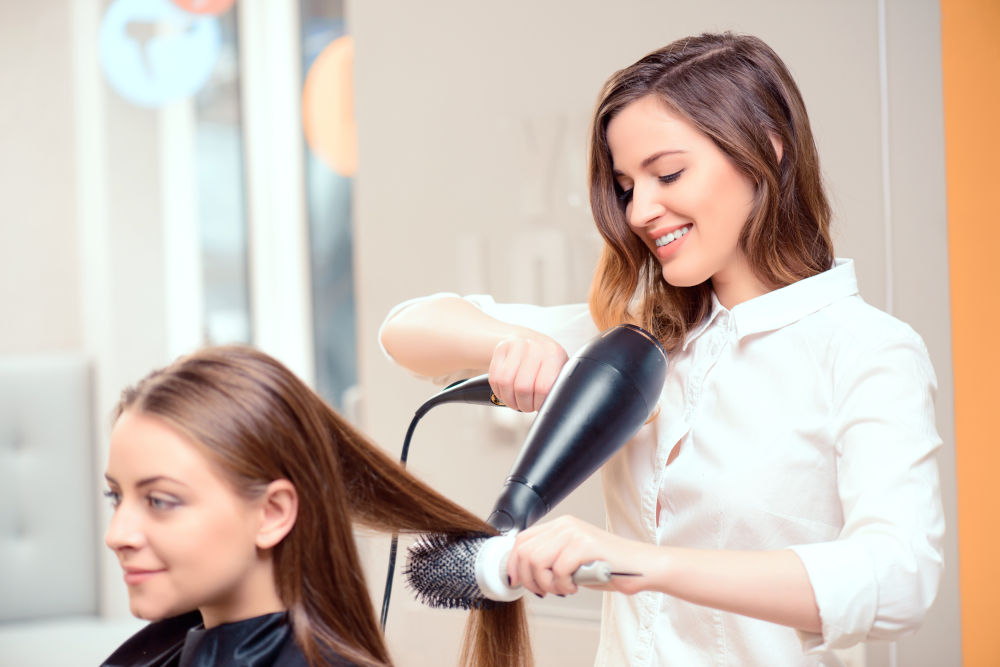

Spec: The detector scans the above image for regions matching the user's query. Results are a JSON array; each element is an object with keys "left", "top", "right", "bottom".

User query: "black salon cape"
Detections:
[{"left": 101, "top": 610, "right": 356, "bottom": 666}]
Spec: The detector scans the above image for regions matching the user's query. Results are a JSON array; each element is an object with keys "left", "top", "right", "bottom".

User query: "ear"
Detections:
[
  {"left": 255, "top": 479, "right": 298, "bottom": 550},
  {"left": 768, "top": 131, "right": 784, "bottom": 164}
]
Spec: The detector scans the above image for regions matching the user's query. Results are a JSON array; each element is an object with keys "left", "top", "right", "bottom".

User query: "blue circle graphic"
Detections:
[{"left": 99, "top": 0, "right": 222, "bottom": 108}]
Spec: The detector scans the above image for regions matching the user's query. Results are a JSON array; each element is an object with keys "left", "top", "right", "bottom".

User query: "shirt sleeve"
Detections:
[
  {"left": 789, "top": 328, "right": 945, "bottom": 652},
  {"left": 377, "top": 292, "right": 598, "bottom": 385}
]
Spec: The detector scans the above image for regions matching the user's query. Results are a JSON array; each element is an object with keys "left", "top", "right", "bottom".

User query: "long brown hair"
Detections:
[
  {"left": 114, "top": 345, "right": 532, "bottom": 667},
  {"left": 588, "top": 32, "right": 834, "bottom": 352}
]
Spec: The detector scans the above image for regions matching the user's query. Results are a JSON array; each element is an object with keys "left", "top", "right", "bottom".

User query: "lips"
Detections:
[
  {"left": 123, "top": 567, "right": 165, "bottom": 585},
  {"left": 647, "top": 223, "right": 692, "bottom": 260},
  {"left": 651, "top": 223, "right": 692, "bottom": 248}
]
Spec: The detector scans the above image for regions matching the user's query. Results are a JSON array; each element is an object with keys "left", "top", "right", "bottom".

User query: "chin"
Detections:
[
  {"left": 660, "top": 265, "right": 708, "bottom": 288},
  {"left": 129, "top": 604, "right": 165, "bottom": 622},
  {"left": 129, "top": 606, "right": 157, "bottom": 621},
  {"left": 129, "top": 598, "right": 192, "bottom": 622}
]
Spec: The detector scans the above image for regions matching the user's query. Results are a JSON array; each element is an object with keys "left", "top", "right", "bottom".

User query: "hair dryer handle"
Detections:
[
  {"left": 415, "top": 374, "right": 504, "bottom": 418},
  {"left": 487, "top": 324, "right": 667, "bottom": 532}
]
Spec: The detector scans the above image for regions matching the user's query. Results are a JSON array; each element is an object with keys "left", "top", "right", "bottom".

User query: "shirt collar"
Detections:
[
  {"left": 682, "top": 297, "right": 725, "bottom": 350},
  {"left": 682, "top": 258, "right": 858, "bottom": 350}
]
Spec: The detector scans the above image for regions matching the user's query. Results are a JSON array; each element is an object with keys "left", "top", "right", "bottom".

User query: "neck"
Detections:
[
  {"left": 711, "top": 253, "right": 771, "bottom": 309},
  {"left": 200, "top": 558, "right": 285, "bottom": 629}
]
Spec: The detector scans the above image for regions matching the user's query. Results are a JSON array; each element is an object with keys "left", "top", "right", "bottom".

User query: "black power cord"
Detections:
[{"left": 378, "top": 375, "right": 503, "bottom": 631}]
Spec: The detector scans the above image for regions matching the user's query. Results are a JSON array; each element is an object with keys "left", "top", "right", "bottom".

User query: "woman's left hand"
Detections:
[{"left": 506, "top": 515, "right": 655, "bottom": 597}]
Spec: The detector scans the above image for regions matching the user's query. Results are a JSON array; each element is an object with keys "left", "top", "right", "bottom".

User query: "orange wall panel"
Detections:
[{"left": 941, "top": 1, "right": 1000, "bottom": 665}]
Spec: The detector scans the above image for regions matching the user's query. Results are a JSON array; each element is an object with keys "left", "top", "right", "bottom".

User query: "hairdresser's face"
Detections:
[
  {"left": 608, "top": 95, "right": 766, "bottom": 308},
  {"left": 104, "top": 410, "right": 275, "bottom": 627}
]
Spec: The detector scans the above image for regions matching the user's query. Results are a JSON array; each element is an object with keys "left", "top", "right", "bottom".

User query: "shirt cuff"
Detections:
[{"left": 788, "top": 541, "right": 877, "bottom": 653}]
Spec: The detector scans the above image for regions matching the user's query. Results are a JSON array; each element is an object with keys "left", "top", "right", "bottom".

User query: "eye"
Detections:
[
  {"left": 103, "top": 489, "right": 121, "bottom": 509},
  {"left": 659, "top": 169, "right": 683, "bottom": 185},
  {"left": 146, "top": 495, "right": 180, "bottom": 512},
  {"left": 615, "top": 184, "right": 633, "bottom": 204}
]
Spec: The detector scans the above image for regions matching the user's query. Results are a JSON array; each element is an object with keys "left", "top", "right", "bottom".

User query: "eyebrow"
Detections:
[
  {"left": 612, "top": 150, "right": 686, "bottom": 176},
  {"left": 103, "top": 473, "right": 190, "bottom": 489}
]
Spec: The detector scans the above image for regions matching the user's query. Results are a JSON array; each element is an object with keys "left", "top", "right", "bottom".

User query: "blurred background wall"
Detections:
[{"left": 1, "top": 0, "right": 995, "bottom": 665}]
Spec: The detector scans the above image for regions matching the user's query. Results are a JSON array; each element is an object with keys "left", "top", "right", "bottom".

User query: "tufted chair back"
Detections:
[{"left": 0, "top": 355, "right": 97, "bottom": 621}]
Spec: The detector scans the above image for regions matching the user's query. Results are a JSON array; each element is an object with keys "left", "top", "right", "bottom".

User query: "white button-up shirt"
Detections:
[{"left": 379, "top": 259, "right": 945, "bottom": 666}]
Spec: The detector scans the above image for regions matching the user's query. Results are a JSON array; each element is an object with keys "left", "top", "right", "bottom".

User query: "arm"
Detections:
[
  {"left": 649, "top": 546, "right": 820, "bottom": 632},
  {"left": 379, "top": 296, "right": 570, "bottom": 411},
  {"left": 506, "top": 516, "right": 821, "bottom": 633},
  {"left": 790, "top": 331, "right": 944, "bottom": 647},
  {"left": 380, "top": 296, "right": 529, "bottom": 378}
]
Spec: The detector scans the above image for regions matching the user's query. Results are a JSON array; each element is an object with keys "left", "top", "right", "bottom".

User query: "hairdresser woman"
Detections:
[{"left": 379, "top": 32, "right": 944, "bottom": 666}]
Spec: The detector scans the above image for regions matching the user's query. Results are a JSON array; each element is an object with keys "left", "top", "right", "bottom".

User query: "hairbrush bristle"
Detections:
[{"left": 404, "top": 532, "right": 501, "bottom": 610}]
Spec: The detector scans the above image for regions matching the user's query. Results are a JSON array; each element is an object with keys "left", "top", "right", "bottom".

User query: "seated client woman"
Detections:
[{"left": 100, "top": 345, "right": 530, "bottom": 667}]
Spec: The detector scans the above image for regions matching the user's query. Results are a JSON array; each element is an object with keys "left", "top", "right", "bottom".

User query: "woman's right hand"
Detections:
[{"left": 489, "top": 334, "right": 569, "bottom": 412}]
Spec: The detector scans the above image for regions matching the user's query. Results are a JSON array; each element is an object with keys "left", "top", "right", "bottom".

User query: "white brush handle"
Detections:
[
  {"left": 475, "top": 534, "right": 523, "bottom": 601},
  {"left": 572, "top": 560, "right": 613, "bottom": 584},
  {"left": 475, "top": 533, "right": 614, "bottom": 601}
]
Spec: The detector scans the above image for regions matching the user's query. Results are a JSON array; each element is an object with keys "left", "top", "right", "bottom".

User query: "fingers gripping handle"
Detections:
[{"left": 474, "top": 533, "right": 613, "bottom": 602}]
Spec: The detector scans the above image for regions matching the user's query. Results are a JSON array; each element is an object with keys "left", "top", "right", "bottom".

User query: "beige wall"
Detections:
[
  {"left": 0, "top": 1, "right": 81, "bottom": 354},
  {"left": 351, "top": 1, "right": 959, "bottom": 665}
]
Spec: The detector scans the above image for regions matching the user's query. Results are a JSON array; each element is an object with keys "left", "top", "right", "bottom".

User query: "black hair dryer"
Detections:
[{"left": 484, "top": 323, "right": 668, "bottom": 532}]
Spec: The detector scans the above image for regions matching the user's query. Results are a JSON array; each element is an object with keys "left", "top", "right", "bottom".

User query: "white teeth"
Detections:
[{"left": 655, "top": 225, "right": 690, "bottom": 247}]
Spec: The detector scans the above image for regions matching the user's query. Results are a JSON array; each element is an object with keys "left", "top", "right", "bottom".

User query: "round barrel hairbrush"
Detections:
[{"left": 404, "top": 532, "right": 638, "bottom": 609}]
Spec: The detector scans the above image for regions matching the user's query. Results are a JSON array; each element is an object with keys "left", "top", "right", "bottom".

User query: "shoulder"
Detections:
[
  {"left": 808, "top": 296, "right": 938, "bottom": 397},
  {"left": 813, "top": 295, "right": 928, "bottom": 355},
  {"left": 784, "top": 258, "right": 928, "bottom": 357},
  {"left": 273, "top": 636, "right": 311, "bottom": 666},
  {"left": 100, "top": 611, "right": 201, "bottom": 667}
]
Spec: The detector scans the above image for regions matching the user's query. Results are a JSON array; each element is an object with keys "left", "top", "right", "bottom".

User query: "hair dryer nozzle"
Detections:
[{"left": 486, "top": 481, "right": 546, "bottom": 533}]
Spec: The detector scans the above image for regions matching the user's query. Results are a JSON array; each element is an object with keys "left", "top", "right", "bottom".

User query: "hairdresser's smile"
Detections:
[
  {"left": 607, "top": 95, "right": 766, "bottom": 308},
  {"left": 652, "top": 223, "right": 692, "bottom": 257}
]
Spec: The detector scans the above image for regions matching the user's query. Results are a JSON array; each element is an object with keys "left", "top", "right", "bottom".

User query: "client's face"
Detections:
[{"left": 104, "top": 409, "right": 272, "bottom": 626}]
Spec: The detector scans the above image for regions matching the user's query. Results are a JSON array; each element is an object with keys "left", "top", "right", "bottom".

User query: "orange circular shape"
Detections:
[
  {"left": 170, "top": 0, "right": 235, "bottom": 15},
  {"left": 302, "top": 36, "right": 357, "bottom": 177}
]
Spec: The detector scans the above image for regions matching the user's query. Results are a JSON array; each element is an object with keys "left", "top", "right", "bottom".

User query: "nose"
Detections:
[
  {"left": 105, "top": 501, "right": 144, "bottom": 552},
  {"left": 627, "top": 182, "right": 665, "bottom": 229}
]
